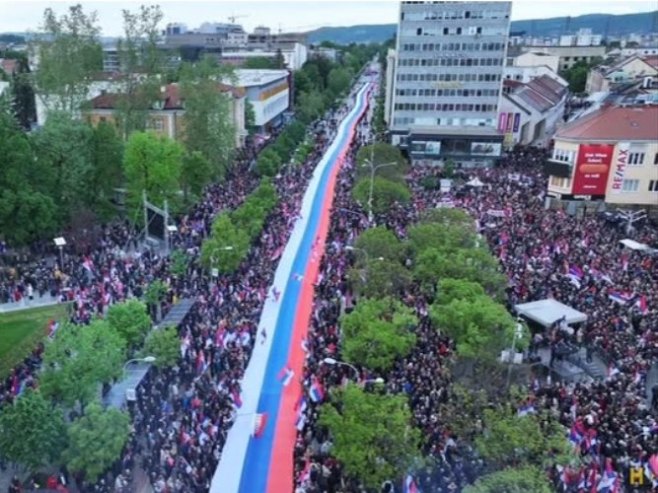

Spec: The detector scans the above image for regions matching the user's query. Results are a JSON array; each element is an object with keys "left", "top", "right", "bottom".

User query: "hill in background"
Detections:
[{"left": 307, "top": 10, "right": 658, "bottom": 45}]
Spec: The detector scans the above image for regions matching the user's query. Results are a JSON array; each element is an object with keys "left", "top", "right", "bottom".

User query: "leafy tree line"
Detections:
[
  {"left": 0, "top": 295, "right": 180, "bottom": 482},
  {"left": 201, "top": 179, "right": 279, "bottom": 273},
  {"left": 255, "top": 120, "right": 307, "bottom": 177},
  {"left": 316, "top": 202, "right": 539, "bottom": 490}
]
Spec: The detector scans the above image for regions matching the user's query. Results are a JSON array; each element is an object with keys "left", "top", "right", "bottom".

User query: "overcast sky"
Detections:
[{"left": 0, "top": 0, "right": 655, "bottom": 37}]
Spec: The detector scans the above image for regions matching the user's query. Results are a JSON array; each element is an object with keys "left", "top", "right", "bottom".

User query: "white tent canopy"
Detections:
[
  {"left": 620, "top": 238, "right": 649, "bottom": 251},
  {"left": 466, "top": 177, "right": 485, "bottom": 187},
  {"left": 514, "top": 299, "right": 588, "bottom": 328}
]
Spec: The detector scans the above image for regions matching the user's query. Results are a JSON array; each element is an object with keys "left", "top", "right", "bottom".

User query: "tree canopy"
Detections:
[
  {"left": 319, "top": 384, "right": 421, "bottom": 490},
  {"left": 352, "top": 176, "right": 411, "bottom": 215},
  {"left": 106, "top": 299, "right": 152, "bottom": 348},
  {"left": 341, "top": 297, "right": 417, "bottom": 371},
  {"left": 64, "top": 402, "right": 131, "bottom": 482},
  {"left": 353, "top": 227, "right": 405, "bottom": 265},
  {"left": 463, "top": 466, "right": 553, "bottom": 493},
  {"left": 142, "top": 326, "right": 180, "bottom": 368},
  {"left": 0, "top": 390, "right": 67, "bottom": 472},
  {"left": 122, "top": 131, "right": 184, "bottom": 212},
  {"left": 40, "top": 320, "right": 126, "bottom": 408}
]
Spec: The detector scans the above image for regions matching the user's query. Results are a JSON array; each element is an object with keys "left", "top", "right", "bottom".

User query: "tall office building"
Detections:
[{"left": 388, "top": 1, "right": 511, "bottom": 166}]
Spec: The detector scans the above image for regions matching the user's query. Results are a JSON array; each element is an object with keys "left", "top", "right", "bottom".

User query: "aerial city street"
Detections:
[{"left": 0, "top": 1, "right": 657, "bottom": 492}]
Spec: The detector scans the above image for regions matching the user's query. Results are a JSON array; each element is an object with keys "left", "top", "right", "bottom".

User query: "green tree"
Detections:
[
  {"left": 169, "top": 249, "right": 189, "bottom": 278},
  {"left": 474, "top": 407, "right": 572, "bottom": 469},
  {"left": 31, "top": 111, "right": 96, "bottom": 224},
  {"left": 106, "top": 299, "right": 151, "bottom": 348},
  {"left": 419, "top": 207, "right": 473, "bottom": 229},
  {"left": 144, "top": 279, "right": 167, "bottom": 322},
  {"left": 463, "top": 466, "right": 552, "bottom": 493},
  {"left": 40, "top": 320, "right": 126, "bottom": 408},
  {"left": 435, "top": 278, "right": 485, "bottom": 306},
  {"left": 407, "top": 222, "right": 477, "bottom": 257},
  {"left": 430, "top": 295, "right": 524, "bottom": 360},
  {"left": 348, "top": 258, "right": 411, "bottom": 299},
  {"left": 245, "top": 100, "right": 256, "bottom": 133},
  {"left": 123, "top": 131, "right": 183, "bottom": 212},
  {"left": 64, "top": 402, "right": 130, "bottom": 483},
  {"left": 296, "top": 90, "right": 326, "bottom": 123},
  {"left": 0, "top": 111, "right": 57, "bottom": 244},
  {"left": 341, "top": 297, "right": 417, "bottom": 371},
  {"left": 180, "top": 151, "right": 213, "bottom": 203},
  {"left": 34, "top": 4, "right": 103, "bottom": 117},
  {"left": 353, "top": 226, "right": 405, "bottom": 265},
  {"left": 319, "top": 384, "right": 421, "bottom": 489},
  {"left": 115, "top": 5, "right": 166, "bottom": 137},
  {"left": 255, "top": 147, "right": 283, "bottom": 177},
  {"left": 201, "top": 215, "right": 250, "bottom": 273},
  {"left": 352, "top": 177, "right": 411, "bottom": 215},
  {"left": 413, "top": 246, "right": 507, "bottom": 298},
  {"left": 327, "top": 67, "right": 351, "bottom": 97},
  {"left": 243, "top": 56, "right": 275, "bottom": 69},
  {"left": 0, "top": 390, "right": 67, "bottom": 472},
  {"left": 10, "top": 58, "right": 37, "bottom": 129},
  {"left": 180, "top": 56, "right": 236, "bottom": 177},
  {"left": 142, "top": 326, "right": 180, "bottom": 368},
  {"left": 355, "top": 143, "right": 408, "bottom": 182},
  {"left": 90, "top": 120, "right": 124, "bottom": 218}
]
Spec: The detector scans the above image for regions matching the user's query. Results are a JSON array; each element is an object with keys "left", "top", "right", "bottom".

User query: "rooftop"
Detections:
[
  {"left": 89, "top": 82, "right": 244, "bottom": 110},
  {"left": 556, "top": 105, "right": 658, "bottom": 142},
  {"left": 232, "top": 69, "right": 289, "bottom": 87}
]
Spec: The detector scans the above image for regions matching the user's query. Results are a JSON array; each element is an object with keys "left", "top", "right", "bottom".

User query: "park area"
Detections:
[{"left": 0, "top": 304, "right": 69, "bottom": 378}]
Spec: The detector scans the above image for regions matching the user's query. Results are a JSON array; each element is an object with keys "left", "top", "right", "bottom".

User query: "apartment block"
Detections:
[{"left": 389, "top": 1, "right": 511, "bottom": 167}]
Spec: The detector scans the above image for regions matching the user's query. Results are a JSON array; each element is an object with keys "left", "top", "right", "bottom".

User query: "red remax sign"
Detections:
[{"left": 572, "top": 144, "right": 614, "bottom": 195}]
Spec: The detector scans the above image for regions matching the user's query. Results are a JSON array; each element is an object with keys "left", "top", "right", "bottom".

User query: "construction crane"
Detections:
[{"left": 227, "top": 14, "right": 248, "bottom": 24}]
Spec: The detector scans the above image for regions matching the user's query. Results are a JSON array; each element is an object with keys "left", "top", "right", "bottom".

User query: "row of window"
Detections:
[
  {"left": 397, "top": 72, "right": 502, "bottom": 82},
  {"left": 401, "top": 9, "right": 507, "bottom": 22},
  {"left": 392, "top": 116, "right": 493, "bottom": 126},
  {"left": 396, "top": 88, "right": 500, "bottom": 97},
  {"left": 622, "top": 179, "right": 658, "bottom": 192},
  {"left": 401, "top": 42, "right": 504, "bottom": 52},
  {"left": 398, "top": 57, "right": 503, "bottom": 67},
  {"left": 552, "top": 148, "right": 658, "bottom": 166},
  {"left": 550, "top": 176, "right": 658, "bottom": 193},
  {"left": 394, "top": 103, "right": 497, "bottom": 112}
]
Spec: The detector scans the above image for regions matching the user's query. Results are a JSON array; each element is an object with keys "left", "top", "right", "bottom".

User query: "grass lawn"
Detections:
[{"left": 0, "top": 304, "right": 70, "bottom": 379}]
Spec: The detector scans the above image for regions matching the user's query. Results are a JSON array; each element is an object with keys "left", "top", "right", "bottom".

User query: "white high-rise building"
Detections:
[{"left": 387, "top": 1, "right": 511, "bottom": 166}]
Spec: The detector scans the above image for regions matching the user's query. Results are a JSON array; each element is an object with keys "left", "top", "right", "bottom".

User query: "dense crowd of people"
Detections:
[
  {"left": 0, "top": 79, "right": 371, "bottom": 492},
  {"left": 294, "top": 142, "right": 657, "bottom": 492},
  {"left": 2, "top": 65, "right": 657, "bottom": 493}
]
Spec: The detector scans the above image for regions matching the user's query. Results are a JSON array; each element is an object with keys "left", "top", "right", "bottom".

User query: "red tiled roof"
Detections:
[
  {"left": 0, "top": 59, "right": 18, "bottom": 75},
  {"left": 643, "top": 55, "right": 658, "bottom": 69},
  {"left": 89, "top": 82, "right": 245, "bottom": 110},
  {"left": 556, "top": 105, "right": 658, "bottom": 141}
]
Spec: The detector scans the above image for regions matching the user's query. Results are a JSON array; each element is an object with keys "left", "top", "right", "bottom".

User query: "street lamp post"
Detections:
[
  {"left": 210, "top": 246, "right": 234, "bottom": 277},
  {"left": 505, "top": 319, "right": 525, "bottom": 390},
  {"left": 322, "top": 357, "right": 360, "bottom": 380},
  {"left": 123, "top": 356, "right": 156, "bottom": 373},
  {"left": 53, "top": 237, "right": 66, "bottom": 270},
  {"left": 363, "top": 161, "right": 398, "bottom": 225}
]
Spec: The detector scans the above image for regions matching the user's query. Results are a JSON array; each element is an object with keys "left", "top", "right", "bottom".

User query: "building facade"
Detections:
[
  {"left": 545, "top": 105, "right": 658, "bottom": 209},
  {"left": 499, "top": 75, "right": 568, "bottom": 147},
  {"left": 84, "top": 83, "right": 247, "bottom": 148},
  {"left": 388, "top": 1, "right": 511, "bottom": 166},
  {"left": 231, "top": 69, "right": 290, "bottom": 130},
  {"left": 520, "top": 45, "right": 606, "bottom": 72},
  {"left": 585, "top": 56, "right": 658, "bottom": 94}
]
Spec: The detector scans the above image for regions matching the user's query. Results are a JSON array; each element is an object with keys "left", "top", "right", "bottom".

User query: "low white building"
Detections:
[
  {"left": 498, "top": 75, "right": 568, "bottom": 147},
  {"left": 504, "top": 64, "right": 567, "bottom": 85},
  {"left": 221, "top": 42, "right": 308, "bottom": 71},
  {"left": 512, "top": 51, "right": 559, "bottom": 73},
  {"left": 230, "top": 69, "right": 290, "bottom": 130}
]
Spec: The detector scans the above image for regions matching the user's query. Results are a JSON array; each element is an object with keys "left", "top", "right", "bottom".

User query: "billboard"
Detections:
[
  {"left": 572, "top": 144, "right": 614, "bottom": 195},
  {"left": 610, "top": 142, "right": 631, "bottom": 195},
  {"left": 471, "top": 142, "right": 502, "bottom": 156}
]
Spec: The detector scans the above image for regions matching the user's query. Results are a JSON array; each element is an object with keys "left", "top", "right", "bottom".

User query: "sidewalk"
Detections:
[{"left": 0, "top": 294, "right": 60, "bottom": 314}]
